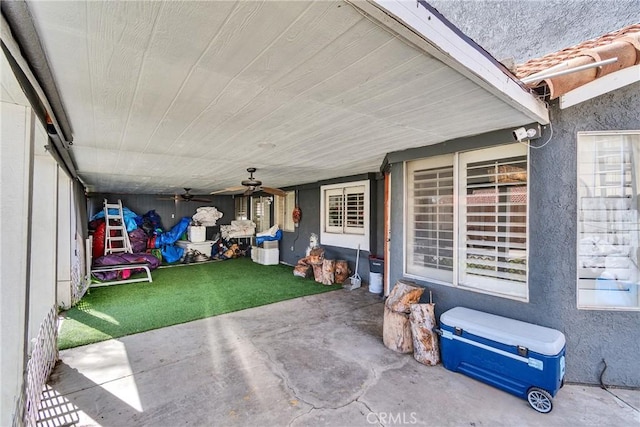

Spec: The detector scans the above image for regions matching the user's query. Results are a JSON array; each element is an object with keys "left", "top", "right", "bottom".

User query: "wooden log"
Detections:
[
  {"left": 321, "top": 259, "right": 336, "bottom": 285},
  {"left": 308, "top": 247, "right": 325, "bottom": 265},
  {"left": 385, "top": 280, "right": 425, "bottom": 313},
  {"left": 293, "top": 263, "right": 312, "bottom": 278},
  {"left": 383, "top": 306, "right": 413, "bottom": 353},
  {"left": 334, "top": 260, "right": 350, "bottom": 284},
  {"left": 312, "top": 264, "right": 324, "bottom": 283},
  {"left": 409, "top": 303, "right": 440, "bottom": 366}
]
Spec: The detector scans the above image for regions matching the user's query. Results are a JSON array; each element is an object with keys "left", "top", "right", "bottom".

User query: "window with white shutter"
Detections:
[
  {"left": 405, "top": 143, "right": 529, "bottom": 301},
  {"left": 251, "top": 196, "right": 271, "bottom": 233},
  {"left": 459, "top": 144, "right": 528, "bottom": 299},
  {"left": 276, "top": 191, "right": 295, "bottom": 232},
  {"left": 577, "top": 131, "right": 639, "bottom": 310},
  {"left": 320, "top": 180, "right": 370, "bottom": 251},
  {"left": 406, "top": 154, "right": 455, "bottom": 284},
  {"left": 235, "top": 196, "right": 248, "bottom": 220}
]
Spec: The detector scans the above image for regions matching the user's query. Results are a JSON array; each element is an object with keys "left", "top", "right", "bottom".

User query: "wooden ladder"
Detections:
[{"left": 103, "top": 199, "right": 133, "bottom": 255}]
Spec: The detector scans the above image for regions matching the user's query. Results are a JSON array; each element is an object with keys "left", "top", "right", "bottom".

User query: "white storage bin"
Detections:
[
  {"left": 176, "top": 240, "right": 214, "bottom": 259},
  {"left": 188, "top": 226, "right": 206, "bottom": 243},
  {"left": 251, "top": 247, "right": 279, "bottom": 265},
  {"left": 263, "top": 240, "right": 279, "bottom": 249},
  {"left": 262, "top": 248, "right": 279, "bottom": 265}
]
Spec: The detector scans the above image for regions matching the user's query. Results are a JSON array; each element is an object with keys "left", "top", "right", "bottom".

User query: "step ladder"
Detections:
[{"left": 103, "top": 199, "right": 133, "bottom": 255}]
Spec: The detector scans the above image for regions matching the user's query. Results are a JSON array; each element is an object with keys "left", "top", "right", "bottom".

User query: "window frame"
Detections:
[
  {"left": 576, "top": 131, "right": 640, "bottom": 311},
  {"left": 234, "top": 196, "right": 248, "bottom": 220},
  {"left": 320, "top": 180, "right": 370, "bottom": 251},
  {"left": 404, "top": 143, "right": 530, "bottom": 302},
  {"left": 275, "top": 191, "right": 296, "bottom": 232},
  {"left": 251, "top": 196, "right": 272, "bottom": 233}
]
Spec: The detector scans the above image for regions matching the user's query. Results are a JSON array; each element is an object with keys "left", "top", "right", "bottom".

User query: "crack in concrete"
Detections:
[
  {"left": 604, "top": 388, "right": 640, "bottom": 412},
  {"left": 286, "top": 406, "right": 314, "bottom": 427},
  {"left": 248, "top": 336, "right": 318, "bottom": 411}
]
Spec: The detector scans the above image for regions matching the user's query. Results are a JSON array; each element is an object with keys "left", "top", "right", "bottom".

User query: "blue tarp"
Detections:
[
  {"left": 91, "top": 207, "right": 139, "bottom": 233},
  {"left": 255, "top": 229, "right": 282, "bottom": 246},
  {"left": 154, "top": 217, "right": 191, "bottom": 247},
  {"left": 161, "top": 245, "right": 184, "bottom": 264}
]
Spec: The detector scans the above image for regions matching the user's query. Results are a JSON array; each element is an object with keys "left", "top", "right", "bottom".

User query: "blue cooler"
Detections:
[{"left": 438, "top": 307, "right": 565, "bottom": 413}]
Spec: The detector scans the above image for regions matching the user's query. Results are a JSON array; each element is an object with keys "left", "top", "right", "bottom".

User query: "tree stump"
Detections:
[
  {"left": 321, "top": 259, "right": 336, "bottom": 285},
  {"left": 334, "top": 260, "right": 350, "bottom": 284},
  {"left": 383, "top": 280, "right": 425, "bottom": 353},
  {"left": 312, "top": 264, "right": 324, "bottom": 283},
  {"left": 383, "top": 306, "right": 413, "bottom": 353},
  {"left": 385, "top": 280, "right": 425, "bottom": 313},
  {"left": 308, "top": 247, "right": 325, "bottom": 265},
  {"left": 293, "top": 261, "right": 312, "bottom": 278},
  {"left": 409, "top": 303, "right": 440, "bottom": 366}
]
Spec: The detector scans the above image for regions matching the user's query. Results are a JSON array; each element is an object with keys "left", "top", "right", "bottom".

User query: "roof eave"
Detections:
[{"left": 350, "top": 0, "right": 549, "bottom": 124}]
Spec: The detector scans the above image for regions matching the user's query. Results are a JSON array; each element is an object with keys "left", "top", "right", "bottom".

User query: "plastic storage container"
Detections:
[
  {"left": 187, "top": 226, "right": 206, "bottom": 243},
  {"left": 263, "top": 240, "right": 279, "bottom": 249},
  {"left": 438, "top": 307, "right": 565, "bottom": 413},
  {"left": 176, "top": 240, "right": 214, "bottom": 259},
  {"left": 251, "top": 247, "right": 279, "bottom": 265}
]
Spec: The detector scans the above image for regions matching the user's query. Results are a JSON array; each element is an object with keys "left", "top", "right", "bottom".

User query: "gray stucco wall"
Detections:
[
  {"left": 429, "top": 0, "right": 639, "bottom": 64},
  {"left": 388, "top": 82, "right": 640, "bottom": 387},
  {"left": 278, "top": 174, "right": 385, "bottom": 285}
]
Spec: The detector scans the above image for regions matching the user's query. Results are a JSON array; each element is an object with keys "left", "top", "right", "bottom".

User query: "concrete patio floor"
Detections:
[{"left": 39, "top": 288, "right": 638, "bottom": 426}]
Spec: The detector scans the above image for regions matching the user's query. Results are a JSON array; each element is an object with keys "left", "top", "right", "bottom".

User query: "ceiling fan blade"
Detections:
[
  {"left": 211, "top": 186, "right": 246, "bottom": 195},
  {"left": 190, "top": 197, "right": 212, "bottom": 203},
  {"left": 261, "top": 186, "right": 287, "bottom": 197}
]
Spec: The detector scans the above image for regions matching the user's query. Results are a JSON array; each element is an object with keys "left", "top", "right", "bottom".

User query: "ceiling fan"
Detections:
[
  {"left": 211, "top": 168, "right": 286, "bottom": 197},
  {"left": 158, "top": 188, "right": 212, "bottom": 203}
]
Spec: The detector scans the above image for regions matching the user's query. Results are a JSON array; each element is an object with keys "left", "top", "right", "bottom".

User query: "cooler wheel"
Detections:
[{"left": 527, "top": 387, "right": 553, "bottom": 413}]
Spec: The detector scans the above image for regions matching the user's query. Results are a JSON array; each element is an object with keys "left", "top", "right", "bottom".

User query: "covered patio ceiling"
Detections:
[{"left": 14, "top": 0, "right": 548, "bottom": 195}]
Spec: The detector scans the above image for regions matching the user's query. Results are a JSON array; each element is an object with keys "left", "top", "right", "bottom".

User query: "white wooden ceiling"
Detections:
[{"left": 24, "top": 0, "right": 542, "bottom": 195}]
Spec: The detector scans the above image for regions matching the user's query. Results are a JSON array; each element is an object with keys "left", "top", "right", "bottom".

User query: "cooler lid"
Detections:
[{"left": 440, "top": 307, "right": 565, "bottom": 356}]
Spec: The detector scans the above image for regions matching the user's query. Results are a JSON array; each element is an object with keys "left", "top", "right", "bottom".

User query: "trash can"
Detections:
[
  {"left": 369, "top": 272, "right": 383, "bottom": 293},
  {"left": 368, "top": 256, "right": 384, "bottom": 294},
  {"left": 369, "top": 256, "right": 384, "bottom": 273}
]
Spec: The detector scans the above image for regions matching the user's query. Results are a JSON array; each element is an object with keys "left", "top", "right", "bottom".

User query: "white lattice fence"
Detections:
[
  {"left": 71, "top": 234, "right": 89, "bottom": 305},
  {"left": 14, "top": 306, "right": 58, "bottom": 427}
]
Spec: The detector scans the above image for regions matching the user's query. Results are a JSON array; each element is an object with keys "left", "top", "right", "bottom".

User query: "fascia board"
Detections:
[
  {"left": 349, "top": 0, "right": 549, "bottom": 125},
  {"left": 560, "top": 64, "right": 640, "bottom": 109}
]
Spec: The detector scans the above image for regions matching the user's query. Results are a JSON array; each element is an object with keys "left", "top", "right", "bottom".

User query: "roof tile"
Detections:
[{"left": 515, "top": 24, "right": 640, "bottom": 99}]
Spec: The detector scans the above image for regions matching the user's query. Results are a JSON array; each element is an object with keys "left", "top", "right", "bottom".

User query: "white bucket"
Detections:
[{"left": 369, "top": 272, "right": 383, "bottom": 294}]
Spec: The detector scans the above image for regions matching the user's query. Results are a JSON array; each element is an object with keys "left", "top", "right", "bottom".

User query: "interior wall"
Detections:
[{"left": 386, "top": 83, "right": 640, "bottom": 387}]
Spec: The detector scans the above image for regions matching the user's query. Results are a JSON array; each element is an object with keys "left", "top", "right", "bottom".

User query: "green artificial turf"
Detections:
[{"left": 59, "top": 258, "right": 341, "bottom": 349}]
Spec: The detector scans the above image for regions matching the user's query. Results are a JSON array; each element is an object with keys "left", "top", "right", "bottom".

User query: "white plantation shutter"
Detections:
[
  {"left": 577, "top": 132, "right": 640, "bottom": 309},
  {"left": 344, "top": 185, "right": 365, "bottom": 235},
  {"left": 320, "top": 180, "right": 370, "bottom": 251},
  {"left": 459, "top": 144, "right": 528, "bottom": 299},
  {"left": 325, "top": 188, "right": 344, "bottom": 233},
  {"left": 235, "top": 196, "right": 248, "bottom": 220},
  {"left": 406, "top": 155, "right": 454, "bottom": 283},
  {"left": 252, "top": 196, "right": 271, "bottom": 233},
  {"left": 276, "top": 192, "right": 295, "bottom": 232}
]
